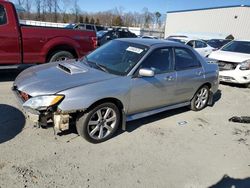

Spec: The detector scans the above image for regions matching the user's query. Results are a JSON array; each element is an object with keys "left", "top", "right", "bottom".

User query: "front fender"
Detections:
[{"left": 57, "top": 76, "right": 131, "bottom": 114}]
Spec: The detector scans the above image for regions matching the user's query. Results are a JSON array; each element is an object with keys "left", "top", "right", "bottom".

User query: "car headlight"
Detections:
[
  {"left": 240, "top": 60, "right": 250, "bottom": 70},
  {"left": 23, "top": 95, "right": 64, "bottom": 111}
]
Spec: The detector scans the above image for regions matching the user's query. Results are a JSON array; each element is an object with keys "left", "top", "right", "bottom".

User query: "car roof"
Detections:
[
  {"left": 169, "top": 37, "right": 204, "bottom": 41},
  {"left": 234, "top": 39, "right": 250, "bottom": 42},
  {"left": 116, "top": 38, "right": 187, "bottom": 48}
]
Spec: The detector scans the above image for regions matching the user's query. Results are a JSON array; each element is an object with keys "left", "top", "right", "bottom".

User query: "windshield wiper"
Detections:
[
  {"left": 94, "top": 63, "right": 109, "bottom": 73},
  {"left": 83, "top": 57, "right": 109, "bottom": 73}
]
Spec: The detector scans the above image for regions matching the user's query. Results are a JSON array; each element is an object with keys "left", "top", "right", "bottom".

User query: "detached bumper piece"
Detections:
[
  {"left": 53, "top": 113, "right": 70, "bottom": 131},
  {"left": 229, "top": 116, "right": 250, "bottom": 124}
]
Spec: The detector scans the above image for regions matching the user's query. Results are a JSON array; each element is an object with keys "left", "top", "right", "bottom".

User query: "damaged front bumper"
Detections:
[{"left": 12, "top": 86, "right": 71, "bottom": 132}]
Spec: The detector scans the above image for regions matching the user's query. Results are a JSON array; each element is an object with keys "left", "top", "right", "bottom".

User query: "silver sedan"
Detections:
[{"left": 13, "top": 38, "right": 219, "bottom": 143}]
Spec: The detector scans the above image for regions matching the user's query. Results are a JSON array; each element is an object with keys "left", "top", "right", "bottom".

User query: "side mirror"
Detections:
[
  {"left": 106, "top": 36, "right": 111, "bottom": 40},
  {"left": 139, "top": 68, "right": 155, "bottom": 77}
]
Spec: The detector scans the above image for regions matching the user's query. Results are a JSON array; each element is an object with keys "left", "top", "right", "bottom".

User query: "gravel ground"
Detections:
[{"left": 0, "top": 70, "right": 250, "bottom": 188}]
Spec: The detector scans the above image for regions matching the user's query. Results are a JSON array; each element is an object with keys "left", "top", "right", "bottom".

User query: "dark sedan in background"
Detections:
[
  {"left": 207, "top": 39, "right": 231, "bottom": 50},
  {"left": 97, "top": 28, "right": 137, "bottom": 46}
]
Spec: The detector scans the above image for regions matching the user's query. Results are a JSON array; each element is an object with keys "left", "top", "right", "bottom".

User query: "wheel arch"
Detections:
[
  {"left": 86, "top": 97, "right": 124, "bottom": 112},
  {"left": 200, "top": 82, "right": 212, "bottom": 89},
  {"left": 192, "top": 82, "right": 213, "bottom": 107},
  {"left": 46, "top": 44, "right": 78, "bottom": 62}
]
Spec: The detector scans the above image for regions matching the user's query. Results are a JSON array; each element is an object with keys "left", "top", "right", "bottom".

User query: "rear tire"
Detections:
[
  {"left": 190, "top": 85, "right": 210, "bottom": 111},
  {"left": 76, "top": 103, "right": 121, "bottom": 143},
  {"left": 48, "top": 51, "right": 74, "bottom": 62}
]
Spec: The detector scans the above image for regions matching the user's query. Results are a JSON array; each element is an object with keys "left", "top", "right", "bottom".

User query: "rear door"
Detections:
[
  {"left": 0, "top": 3, "right": 21, "bottom": 65},
  {"left": 129, "top": 47, "right": 177, "bottom": 114},
  {"left": 173, "top": 47, "right": 205, "bottom": 103}
]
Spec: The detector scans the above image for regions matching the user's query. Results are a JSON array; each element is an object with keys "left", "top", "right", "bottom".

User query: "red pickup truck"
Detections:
[{"left": 0, "top": 0, "right": 97, "bottom": 68}]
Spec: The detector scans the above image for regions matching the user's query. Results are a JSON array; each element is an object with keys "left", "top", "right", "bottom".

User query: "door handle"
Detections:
[
  {"left": 196, "top": 71, "right": 203, "bottom": 76},
  {"left": 164, "top": 76, "right": 175, "bottom": 81}
]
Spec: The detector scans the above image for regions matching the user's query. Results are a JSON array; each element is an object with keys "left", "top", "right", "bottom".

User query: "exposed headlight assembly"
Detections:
[
  {"left": 23, "top": 95, "right": 64, "bottom": 111},
  {"left": 240, "top": 60, "right": 250, "bottom": 70}
]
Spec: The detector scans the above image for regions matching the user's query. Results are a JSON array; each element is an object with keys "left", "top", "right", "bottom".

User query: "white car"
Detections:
[
  {"left": 209, "top": 40, "right": 250, "bottom": 88},
  {"left": 168, "top": 37, "right": 214, "bottom": 57}
]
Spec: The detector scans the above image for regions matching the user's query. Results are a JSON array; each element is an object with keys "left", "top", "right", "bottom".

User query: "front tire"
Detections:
[
  {"left": 190, "top": 85, "right": 210, "bottom": 111},
  {"left": 76, "top": 103, "right": 121, "bottom": 143}
]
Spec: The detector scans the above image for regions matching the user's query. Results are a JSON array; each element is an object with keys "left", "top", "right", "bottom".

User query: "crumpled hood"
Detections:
[
  {"left": 14, "top": 61, "right": 118, "bottom": 96},
  {"left": 209, "top": 50, "right": 250, "bottom": 63}
]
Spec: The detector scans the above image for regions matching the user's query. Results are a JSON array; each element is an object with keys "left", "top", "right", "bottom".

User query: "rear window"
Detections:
[
  {"left": 221, "top": 41, "right": 250, "bottom": 54},
  {"left": 0, "top": 5, "right": 7, "bottom": 25},
  {"left": 86, "top": 25, "right": 94, "bottom": 30}
]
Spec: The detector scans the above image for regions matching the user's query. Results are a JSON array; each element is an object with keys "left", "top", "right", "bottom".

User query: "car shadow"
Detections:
[
  {"left": 116, "top": 89, "right": 222, "bottom": 135},
  {"left": 0, "top": 70, "right": 22, "bottom": 82},
  {"left": 209, "top": 175, "right": 250, "bottom": 188},
  {"left": 124, "top": 107, "right": 190, "bottom": 133},
  {"left": 0, "top": 104, "right": 26, "bottom": 144},
  {"left": 210, "top": 89, "right": 222, "bottom": 107}
]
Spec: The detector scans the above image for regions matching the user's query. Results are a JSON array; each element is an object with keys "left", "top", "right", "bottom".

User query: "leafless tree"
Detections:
[
  {"left": 72, "top": 0, "right": 80, "bottom": 23},
  {"left": 52, "top": 0, "right": 60, "bottom": 22},
  {"left": 11, "top": 0, "right": 163, "bottom": 29},
  {"left": 24, "top": 0, "right": 32, "bottom": 19},
  {"left": 35, "top": 0, "right": 41, "bottom": 19},
  {"left": 17, "top": 0, "right": 25, "bottom": 5}
]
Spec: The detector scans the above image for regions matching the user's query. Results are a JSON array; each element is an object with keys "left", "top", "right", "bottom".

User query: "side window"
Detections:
[
  {"left": 140, "top": 48, "right": 173, "bottom": 74},
  {"left": 186, "top": 40, "right": 195, "bottom": 48},
  {"left": 86, "top": 25, "right": 93, "bottom": 30},
  {"left": 174, "top": 48, "right": 201, "bottom": 71},
  {"left": 196, "top": 41, "right": 207, "bottom": 48},
  {"left": 0, "top": 5, "right": 7, "bottom": 25}
]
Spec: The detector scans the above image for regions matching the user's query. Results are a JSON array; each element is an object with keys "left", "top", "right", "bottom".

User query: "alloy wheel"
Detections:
[
  {"left": 195, "top": 88, "right": 209, "bottom": 109},
  {"left": 87, "top": 107, "right": 117, "bottom": 140}
]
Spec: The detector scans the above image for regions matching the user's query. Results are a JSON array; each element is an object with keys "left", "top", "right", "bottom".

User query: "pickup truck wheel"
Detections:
[
  {"left": 76, "top": 103, "right": 120, "bottom": 143},
  {"left": 190, "top": 85, "right": 209, "bottom": 111},
  {"left": 49, "top": 51, "right": 74, "bottom": 62}
]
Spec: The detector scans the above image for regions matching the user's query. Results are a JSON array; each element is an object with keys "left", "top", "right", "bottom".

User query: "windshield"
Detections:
[
  {"left": 207, "top": 39, "right": 230, "bottom": 48},
  {"left": 84, "top": 40, "right": 149, "bottom": 76},
  {"left": 221, "top": 41, "right": 250, "bottom": 54}
]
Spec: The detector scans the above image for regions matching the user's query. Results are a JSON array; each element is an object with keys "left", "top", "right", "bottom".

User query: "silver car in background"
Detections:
[{"left": 13, "top": 39, "right": 219, "bottom": 143}]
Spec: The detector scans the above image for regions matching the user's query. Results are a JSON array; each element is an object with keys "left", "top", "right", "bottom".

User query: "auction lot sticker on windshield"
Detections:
[{"left": 126, "top": 46, "right": 144, "bottom": 54}]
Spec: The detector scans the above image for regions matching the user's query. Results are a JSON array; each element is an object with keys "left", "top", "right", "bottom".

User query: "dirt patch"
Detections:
[
  {"left": 12, "top": 165, "right": 43, "bottom": 185},
  {"left": 0, "top": 162, "right": 5, "bottom": 170}
]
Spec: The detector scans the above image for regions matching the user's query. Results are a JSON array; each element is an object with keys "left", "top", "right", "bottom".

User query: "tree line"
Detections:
[{"left": 14, "top": 0, "right": 164, "bottom": 29}]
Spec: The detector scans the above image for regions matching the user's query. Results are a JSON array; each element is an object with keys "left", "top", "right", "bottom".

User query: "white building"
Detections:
[{"left": 165, "top": 5, "right": 250, "bottom": 40}]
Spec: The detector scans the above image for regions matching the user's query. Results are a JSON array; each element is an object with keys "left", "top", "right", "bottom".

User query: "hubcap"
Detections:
[
  {"left": 195, "top": 88, "right": 208, "bottom": 109},
  {"left": 87, "top": 107, "right": 117, "bottom": 140},
  {"left": 56, "top": 57, "right": 68, "bottom": 62}
]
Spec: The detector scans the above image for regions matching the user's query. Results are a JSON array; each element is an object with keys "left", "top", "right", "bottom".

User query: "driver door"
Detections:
[{"left": 128, "top": 48, "right": 177, "bottom": 115}]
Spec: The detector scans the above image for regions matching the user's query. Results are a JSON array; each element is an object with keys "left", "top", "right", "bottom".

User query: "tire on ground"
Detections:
[
  {"left": 76, "top": 102, "right": 121, "bottom": 144},
  {"left": 190, "top": 85, "right": 210, "bottom": 111}
]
